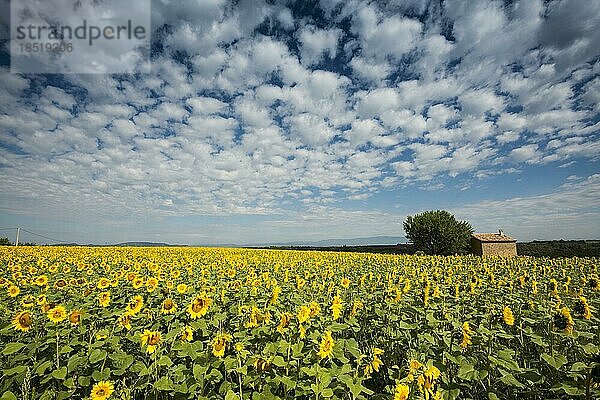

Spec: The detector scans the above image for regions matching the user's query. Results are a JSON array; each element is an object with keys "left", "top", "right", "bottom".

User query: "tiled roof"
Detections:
[{"left": 472, "top": 233, "right": 516, "bottom": 242}]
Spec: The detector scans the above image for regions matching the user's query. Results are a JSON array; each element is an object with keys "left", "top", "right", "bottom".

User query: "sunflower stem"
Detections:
[
  {"left": 237, "top": 356, "right": 243, "bottom": 399},
  {"left": 55, "top": 330, "right": 59, "bottom": 369}
]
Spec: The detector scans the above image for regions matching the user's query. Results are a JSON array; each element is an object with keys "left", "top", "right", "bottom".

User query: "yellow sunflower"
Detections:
[
  {"left": 460, "top": 321, "right": 474, "bottom": 350},
  {"left": 502, "top": 305, "right": 514, "bottom": 326},
  {"left": 309, "top": 301, "right": 321, "bottom": 317},
  {"left": 8, "top": 285, "right": 20, "bottom": 297},
  {"left": 187, "top": 294, "right": 212, "bottom": 319},
  {"left": 54, "top": 279, "right": 68, "bottom": 289},
  {"left": 98, "top": 291, "right": 111, "bottom": 307},
  {"left": 146, "top": 277, "right": 158, "bottom": 293},
  {"left": 47, "top": 305, "right": 67, "bottom": 323},
  {"left": 140, "top": 330, "right": 161, "bottom": 354},
  {"left": 181, "top": 325, "right": 193, "bottom": 342},
  {"left": 126, "top": 295, "right": 144, "bottom": 315},
  {"left": 35, "top": 275, "right": 49, "bottom": 287},
  {"left": 132, "top": 277, "right": 144, "bottom": 289},
  {"left": 69, "top": 310, "right": 83, "bottom": 325},
  {"left": 90, "top": 380, "right": 114, "bottom": 400},
  {"left": 161, "top": 298, "right": 177, "bottom": 314},
  {"left": 393, "top": 383, "right": 410, "bottom": 400},
  {"left": 97, "top": 277, "right": 111, "bottom": 289},
  {"left": 176, "top": 283, "right": 188, "bottom": 294},
  {"left": 37, "top": 294, "right": 47, "bottom": 305},
  {"left": 211, "top": 332, "right": 232, "bottom": 357},
  {"left": 364, "top": 347, "right": 384, "bottom": 377},
  {"left": 13, "top": 311, "right": 33, "bottom": 332},
  {"left": 269, "top": 286, "right": 281, "bottom": 305},
  {"left": 118, "top": 314, "right": 132, "bottom": 330},
  {"left": 276, "top": 313, "right": 291, "bottom": 334},
  {"left": 330, "top": 295, "right": 343, "bottom": 320},
  {"left": 317, "top": 331, "right": 334, "bottom": 359},
  {"left": 297, "top": 304, "right": 311, "bottom": 324}
]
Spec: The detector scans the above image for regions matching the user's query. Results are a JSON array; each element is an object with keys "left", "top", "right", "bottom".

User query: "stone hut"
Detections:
[{"left": 471, "top": 230, "right": 517, "bottom": 256}]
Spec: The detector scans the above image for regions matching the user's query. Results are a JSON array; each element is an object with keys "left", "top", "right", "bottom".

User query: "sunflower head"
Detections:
[
  {"left": 54, "top": 279, "right": 68, "bottom": 289},
  {"left": 502, "top": 305, "right": 515, "bottom": 326},
  {"left": 13, "top": 311, "right": 33, "bottom": 332},
  {"left": 161, "top": 298, "right": 176, "bottom": 314},
  {"left": 317, "top": 330, "right": 334, "bottom": 359},
  {"left": 140, "top": 330, "right": 161, "bottom": 353},
  {"left": 69, "top": 310, "right": 83, "bottom": 325},
  {"left": 393, "top": 383, "right": 410, "bottom": 400},
  {"left": 47, "top": 305, "right": 67, "bottom": 323},
  {"left": 211, "top": 332, "right": 232, "bottom": 358},
  {"left": 90, "top": 380, "right": 114, "bottom": 400},
  {"left": 8, "top": 285, "right": 20, "bottom": 297},
  {"left": 181, "top": 325, "right": 193, "bottom": 342},
  {"left": 254, "top": 357, "right": 272, "bottom": 372},
  {"left": 118, "top": 314, "right": 132, "bottom": 330},
  {"left": 176, "top": 283, "right": 188, "bottom": 294},
  {"left": 573, "top": 296, "right": 592, "bottom": 320},
  {"left": 553, "top": 307, "right": 574, "bottom": 334}
]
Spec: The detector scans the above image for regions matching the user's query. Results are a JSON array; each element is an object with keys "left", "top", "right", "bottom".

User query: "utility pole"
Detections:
[{"left": 15, "top": 227, "right": 20, "bottom": 247}]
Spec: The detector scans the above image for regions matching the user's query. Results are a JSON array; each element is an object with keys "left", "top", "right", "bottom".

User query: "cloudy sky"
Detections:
[{"left": 0, "top": 0, "right": 599, "bottom": 245}]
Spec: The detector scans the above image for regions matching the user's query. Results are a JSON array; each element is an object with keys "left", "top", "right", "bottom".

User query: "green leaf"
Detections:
[
  {"left": 52, "top": 366, "right": 67, "bottom": 380},
  {"left": 157, "top": 355, "right": 173, "bottom": 367},
  {"left": 580, "top": 343, "right": 598, "bottom": 355},
  {"left": 500, "top": 373, "right": 525, "bottom": 388},
  {"left": 36, "top": 360, "right": 53, "bottom": 376},
  {"left": 0, "top": 391, "right": 18, "bottom": 400},
  {"left": 329, "top": 322, "right": 348, "bottom": 332},
  {"left": 457, "top": 363, "right": 477, "bottom": 381},
  {"left": 2, "top": 343, "right": 25, "bottom": 355},
  {"left": 57, "top": 391, "right": 71, "bottom": 400},
  {"left": 63, "top": 377, "right": 76, "bottom": 389},
  {"left": 441, "top": 388, "right": 460, "bottom": 400},
  {"left": 154, "top": 376, "right": 174, "bottom": 391},
  {"left": 89, "top": 349, "right": 107, "bottom": 364},
  {"left": 110, "top": 354, "right": 134, "bottom": 370},
  {"left": 322, "top": 388, "right": 334, "bottom": 397},
  {"left": 541, "top": 353, "right": 567, "bottom": 370},
  {"left": 4, "top": 366, "right": 27, "bottom": 376},
  {"left": 272, "top": 355, "right": 286, "bottom": 367},
  {"left": 225, "top": 390, "right": 240, "bottom": 400},
  {"left": 551, "top": 382, "right": 585, "bottom": 396},
  {"left": 193, "top": 364, "right": 208, "bottom": 381},
  {"left": 78, "top": 376, "right": 90, "bottom": 387},
  {"left": 398, "top": 322, "right": 417, "bottom": 330},
  {"left": 570, "top": 362, "right": 587, "bottom": 373},
  {"left": 92, "top": 369, "right": 111, "bottom": 381},
  {"left": 310, "top": 383, "right": 321, "bottom": 396},
  {"left": 278, "top": 375, "right": 296, "bottom": 389},
  {"left": 488, "top": 394, "right": 499, "bottom": 400}
]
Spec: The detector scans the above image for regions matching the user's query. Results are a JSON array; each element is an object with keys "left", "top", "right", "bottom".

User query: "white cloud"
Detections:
[
  {"left": 297, "top": 26, "right": 341, "bottom": 66},
  {"left": 353, "top": 5, "right": 422, "bottom": 61},
  {"left": 510, "top": 144, "right": 540, "bottom": 163},
  {"left": 349, "top": 56, "right": 391, "bottom": 84},
  {"left": 286, "top": 113, "right": 336, "bottom": 147},
  {"left": 0, "top": 0, "right": 598, "bottom": 243}
]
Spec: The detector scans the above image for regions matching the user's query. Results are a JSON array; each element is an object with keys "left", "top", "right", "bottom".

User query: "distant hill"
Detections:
[
  {"left": 255, "top": 235, "right": 407, "bottom": 247},
  {"left": 114, "top": 242, "right": 187, "bottom": 247}
]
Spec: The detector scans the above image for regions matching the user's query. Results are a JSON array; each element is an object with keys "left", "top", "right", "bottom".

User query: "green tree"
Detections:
[
  {"left": 403, "top": 210, "right": 473, "bottom": 255},
  {"left": 0, "top": 237, "right": 12, "bottom": 246}
]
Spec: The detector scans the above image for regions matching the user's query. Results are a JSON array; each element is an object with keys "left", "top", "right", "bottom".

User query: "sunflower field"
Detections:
[{"left": 0, "top": 247, "right": 599, "bottom": 400}]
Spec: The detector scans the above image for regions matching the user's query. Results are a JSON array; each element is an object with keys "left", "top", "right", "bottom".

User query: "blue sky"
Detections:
[{"left": 0, "top": 0, "right": 599, "bottom": 245}]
